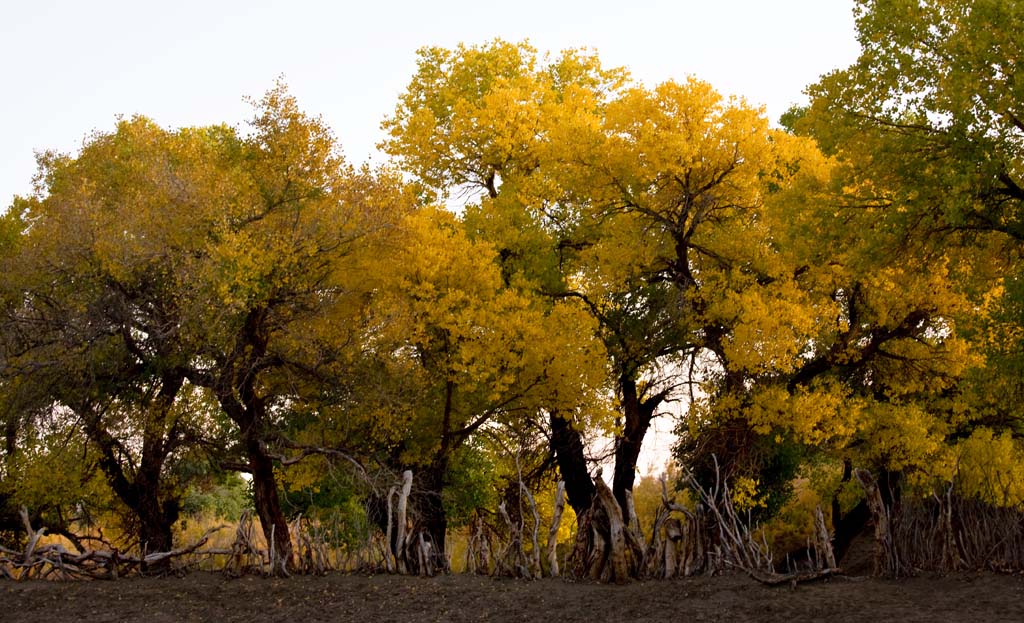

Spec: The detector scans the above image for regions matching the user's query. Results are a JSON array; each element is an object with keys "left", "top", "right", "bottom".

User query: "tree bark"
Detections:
[
  {"left": 830, "top": 458, "right": 867, "bottom": 564},
  {"left": 3, "top": 416, "right": 16, "bottom": 459},
  {"left": 594, "top": 475, "right": 630, "bottom": 583},
  {"left": 395, "top": 471, "right": 412, "bottom": 573},
  {"left": 547, "top": 481, "right": 566, "bottom": 577},
  {"left": 612, "top": 377, "right": 663, "bottom": 521},
  {"left": 384, "top": 485, "right": 397, "bottom": 573},
  {"left": 136, "top": 372, "right": 185, "bottom": 564},
  {"left": 549, "top": 411, "right": 595, "bottom": 519},
  {"left": 855, "top": 468, "right": 900, "bottom": 577},
  {"left": 201, "top": 307, "right": 294, "bottom": 575},
  {"left": 136, "top": 491, "right": 177, "bottom": 558},
  {"left": 248, "top": 436, "right": 293, "bottom": 575},
  {"left": 814, "top": 506, "right": 837, "bottom": 570}
]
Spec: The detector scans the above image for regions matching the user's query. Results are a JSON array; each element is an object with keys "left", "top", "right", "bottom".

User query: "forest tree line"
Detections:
[{"left": 1, "top": 0, "right": 1022, "bottom": 577}]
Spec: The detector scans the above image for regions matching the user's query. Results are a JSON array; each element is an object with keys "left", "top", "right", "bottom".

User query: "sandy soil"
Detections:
[{"left": 4, "top": 571, "right": 1024, "bottom": 623}]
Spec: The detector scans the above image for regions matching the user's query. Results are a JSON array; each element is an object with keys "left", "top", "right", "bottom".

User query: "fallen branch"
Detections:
[
  {"left": 745, "top": 566, "right": 841, "bottom": 586},
  {"left": 143, "top": 524, "right": 228, "bottom": 566}
]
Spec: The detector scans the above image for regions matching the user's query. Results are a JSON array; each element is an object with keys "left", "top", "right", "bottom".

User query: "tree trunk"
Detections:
[
  {"left": 77, "top": 374, "right": 184, "bottom": 569},
  {"left": 3, "top": 416, "right": 16, "bottom": 458},
  {"left": 855, "top": 468, "right": 901, "bottom": 577},
  {"left": 204, "top": 306, "right": 294, "bottom": 575},
  {"left": 547, "top": 481, "right": 566, "bottom": 577},
  {"left": 417, "top": 460, "right": 450, "bottom": 573},
  {"left": 612, "top": 378, "right": 663, "bottom": 520},
  {"left": 594, "top": 476, "right": 630, "bottom": 583},
  {"left": 394, "top": 471, "right": 412, "bottom": 573},
  {"left": 247, "top": 437, "right": 293, "bottom": 575},
  {"left": 814, "top": 506, "right": 837, "bottom": 570},
  {"left": 832, "top": 466, "right": 901, "bottom": 568},
  {"left": 136, "top": 483, "right": 177, "bottom": 557},
  {"left": 136, "top": 374, "right": 184, "bottom": 568},
  {"left": 549, "top": 411, "right": 595, "bottom": 519}
]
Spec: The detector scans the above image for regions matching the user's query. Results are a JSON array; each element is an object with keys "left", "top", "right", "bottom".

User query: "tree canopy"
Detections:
[{"left": 3, "top": 1, "right": 1024, "bottom": 579}]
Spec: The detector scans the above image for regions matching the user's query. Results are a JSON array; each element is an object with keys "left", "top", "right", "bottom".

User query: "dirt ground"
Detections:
[{"left": 4, "top": 571, "right": 1024, "bottom": 623}]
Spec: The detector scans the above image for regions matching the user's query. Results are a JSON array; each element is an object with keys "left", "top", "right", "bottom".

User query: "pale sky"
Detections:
[{"left": 1, "top": 1, "right": 861, "bottom": 206}]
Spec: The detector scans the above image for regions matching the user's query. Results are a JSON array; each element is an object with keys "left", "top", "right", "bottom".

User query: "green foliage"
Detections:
[
  {"left": 278, "top": 473, "right": 371, "bottom": 550},
  {"left": 779, "top": 0, "right": 1024, "bottom": 490},
  {"left": 442, "top": 443, "right": 499, "bottom": 528},
  {"left": 4, "top": 422, "right": 118, "bottom": 523},
  {"left": 180, "top": 472, "right": 250, "bottom": 520}
]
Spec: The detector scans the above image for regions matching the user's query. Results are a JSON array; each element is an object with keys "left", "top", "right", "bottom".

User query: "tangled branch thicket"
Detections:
[
  {"left": 856, "top": 469, "right": 1024, "bottom": 577},
  {"left": 1, "top": 464, "right": 781, "bottom": 582},
  {"left": 7, "top": 465, "right": 1024, "bottom": 582}
]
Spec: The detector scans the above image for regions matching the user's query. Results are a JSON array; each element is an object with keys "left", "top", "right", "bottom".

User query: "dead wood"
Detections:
[
  {"left": 745, "top": 566, "right": 840, "bottom": 587},
  {"left": 494, "top": 501, "right": 532, "bottom": 578},
  {"left": 395, "top": 470, "right": 413, "bottom": 574},
  {"left": 520, "top": 481, "right": 542, "bottom": 579},
  {"left": 2, "top": 509, "right": 231, "bottom": 580},
  {"left": 384, "top": 485, "right": 396, "bottom": 573},
  {"left": 547, "top": 481, "right": 565, "bottom": 577},
  {"left": 593, "top": 474, "right": 630, "bottom": 583},
  {"left": 225, "top": 510, "right": 266, "bottom": 577},
  {"left": 144, "top": 524, "right": 228, "bottom": 568},
  {"left": 685, "top": 458, "right": 772, "bottom": 575},
  {"left": 855, "top": 468, "right": 901, "bottom": 577}
]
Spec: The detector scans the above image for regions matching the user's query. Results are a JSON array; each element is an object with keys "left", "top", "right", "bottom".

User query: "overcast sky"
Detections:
[{"left": 1, "top": 1, "right": 861, "bottom": 206}]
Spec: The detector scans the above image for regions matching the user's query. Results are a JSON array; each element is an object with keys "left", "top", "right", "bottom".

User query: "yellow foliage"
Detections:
[
  {"left": 759, "top": 477, "right": 827, "bottom": 554},
  {"left": 358, "top": 205, "right": 609, "bottom": 466},
  {"left": 730, "top": 476, "right": 768, "bottom": 513},
  {"left": 856, "top": 401, "right": 951, "bottom": 474},
  {"left": 954, "top": 428, "right": 1024, "bottom": 508},
  {"left": 715, "top": 381, "right": 859, "bottom": 448}
]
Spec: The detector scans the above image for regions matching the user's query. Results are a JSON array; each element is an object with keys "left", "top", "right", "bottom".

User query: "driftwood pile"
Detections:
[
  {"left": 1, "top": 506, "right": 347, "bottom": 581},
  {"left": 9, "top": 466, "right": 1022, "bottom": 583},
  {"left": 0, "top": 508, "right": 225, "bottom": 580}
]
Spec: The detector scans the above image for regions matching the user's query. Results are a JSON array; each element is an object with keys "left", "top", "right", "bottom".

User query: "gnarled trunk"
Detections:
[
  {"left": 206, "top": 306, "right": 294, "bottom": 575},
  {"left": 247, "top": 437, "right": 293, "bottom": 574},
  {"left": 832, "top": 464, "right": 901, "bottom": 569},
  {"left": 549, "top": 411, "right": 595, "bottom": 519},
  {"left": 612, "top": 377, "right": 664, "bottom": 520},
  {"left": 135, "top": 452, "right": 180, "bottom": 564},
  {"left": 136, "top": 373, "right": 185, "bottom": 563}
]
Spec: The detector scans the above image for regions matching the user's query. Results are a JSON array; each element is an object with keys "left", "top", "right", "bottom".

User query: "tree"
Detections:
[
  {"left": 384, "top": 41, "right": 836, "bottom": 532},
  {"left": 560, "top": 79, "right": 832, "bottom": 516},
  {"left": 801, "top": 0, "right": 1023, "bottom": 243},
  {"left": 361, "top": 205, "right": 605, "bottom": 568},
  {"left": 761, "top": 0, "right": 1024, "bottom": 557},
  {"left": 171, "top": 87, "right": 412, "bottom": 572},
  {"left": 0, "top": 118, "right": 236, "bottom": 559},
  {"left": 797, "top": 0, "right": 1024, "bottom": 432},
  {"left": 807, "top": 4, "right": 1023, "bottom": 426},
  {"left": 0, "top": 86, "right": 413, "bottom": 572},
  {"left": 383, "top": 41, "right": 622, "bottom": 525}
]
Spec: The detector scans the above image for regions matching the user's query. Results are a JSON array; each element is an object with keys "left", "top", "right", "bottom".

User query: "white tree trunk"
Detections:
[
  {"left": 547, "top": 481, "right": 566, "bottom": 577},
  {"left": 395, "top": 470, "right": 413, "bottom": 574}
]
